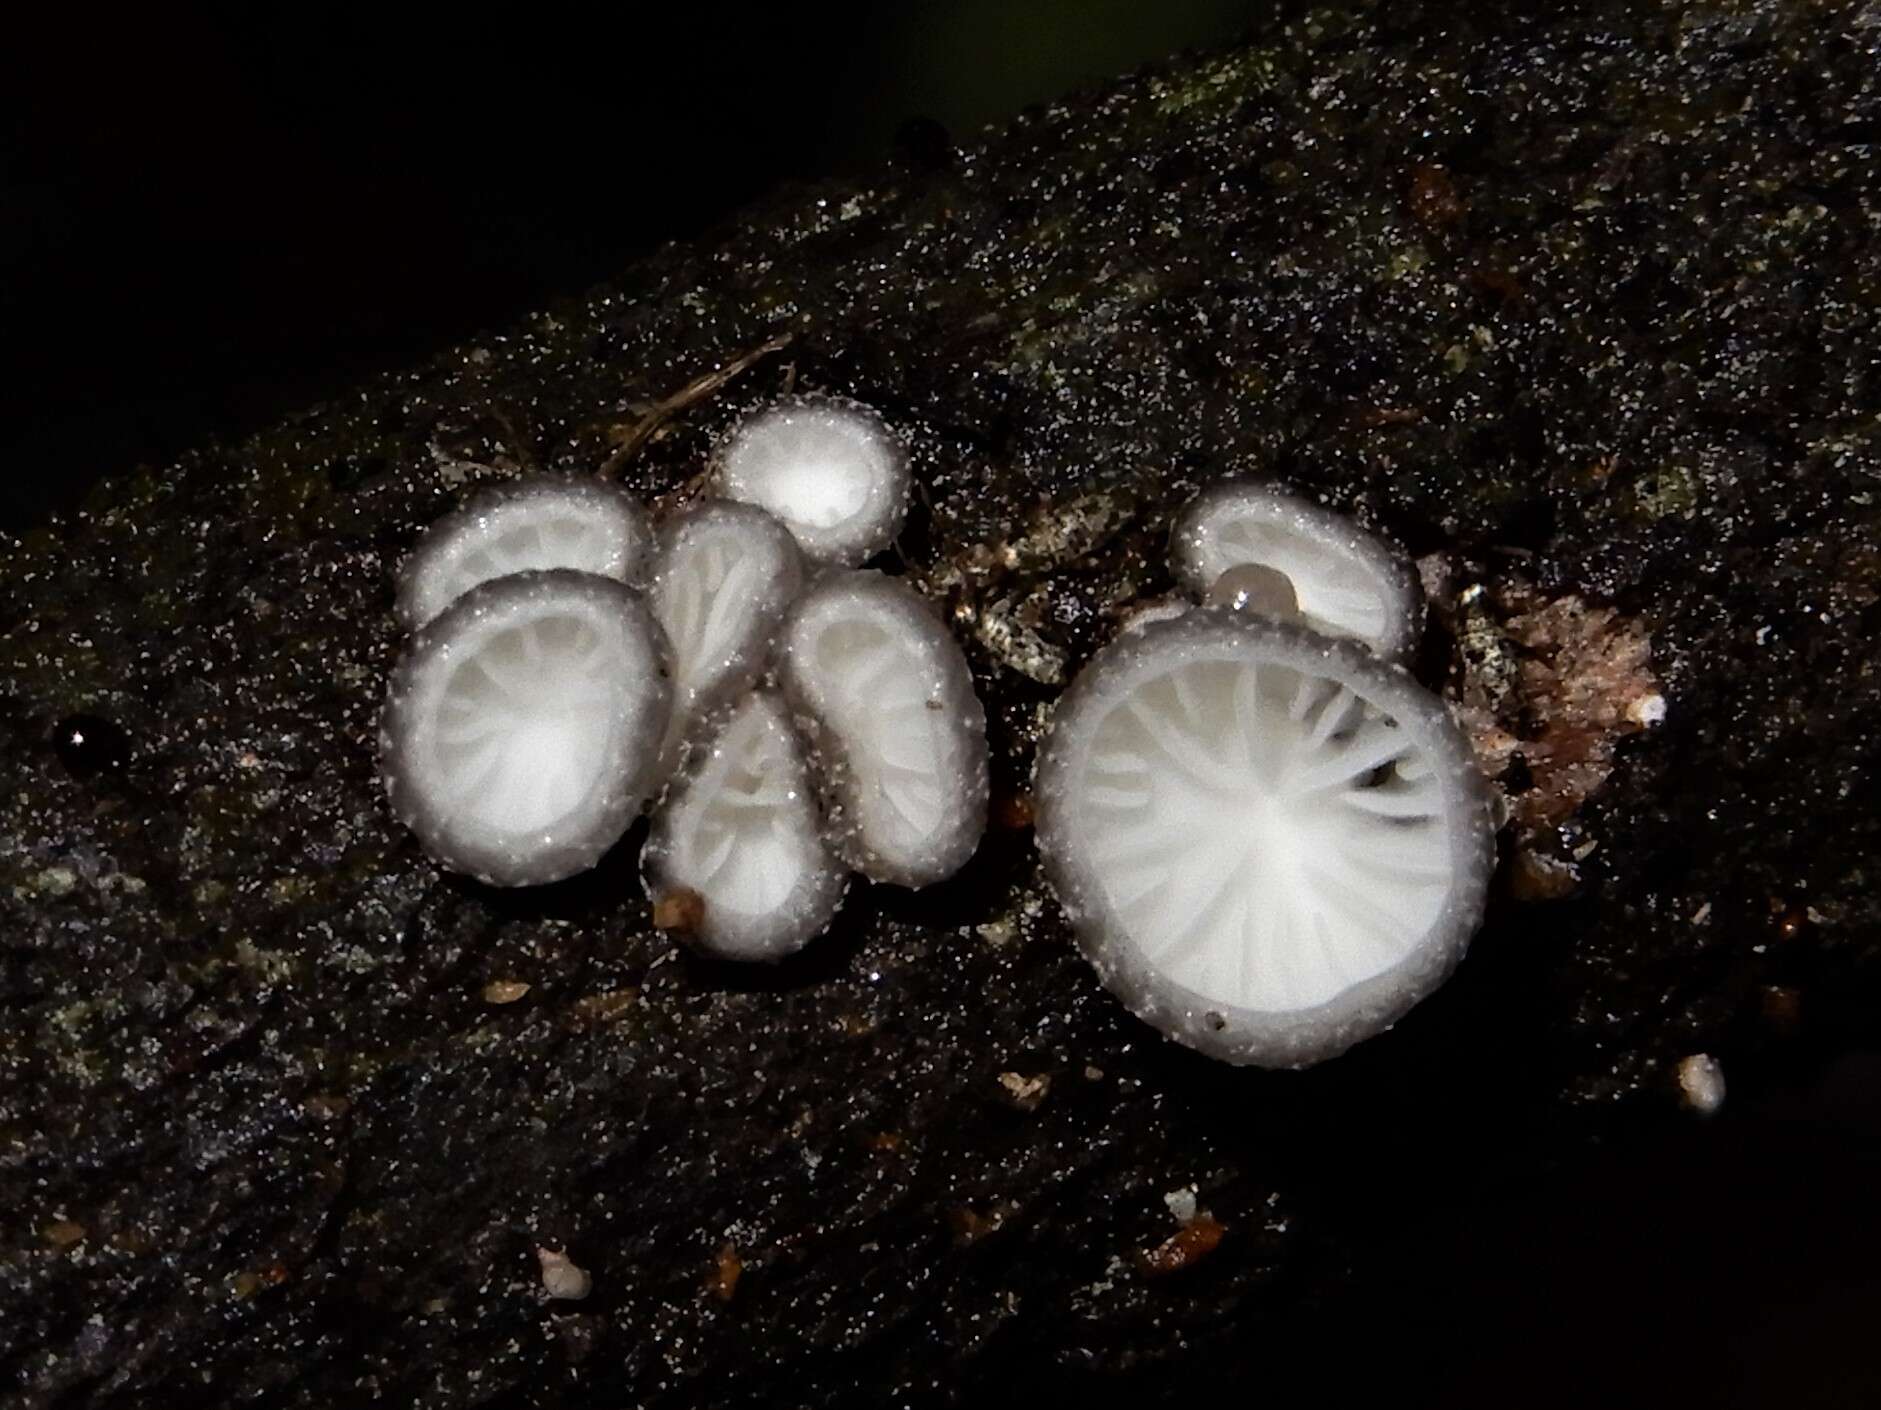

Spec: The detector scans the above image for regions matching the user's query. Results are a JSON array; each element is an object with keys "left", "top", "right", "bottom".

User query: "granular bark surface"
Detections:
[{"left": 3, "top": 3, "right": 1878, "bottom": 1405}]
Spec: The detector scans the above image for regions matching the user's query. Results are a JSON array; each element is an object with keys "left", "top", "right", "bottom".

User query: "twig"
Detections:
[
  {"left": 488, "top": 403, "right": 540, "bottom": 472},
  {"left": 595, "top": 330, "right": 795, "bottom": 480}
]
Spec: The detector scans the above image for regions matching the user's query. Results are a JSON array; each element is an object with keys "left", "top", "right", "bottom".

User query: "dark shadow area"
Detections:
[
  {"left": 1283, "top": 1051, "right": 1881, "bottom": 1409},
  {"left": 1002, "top": 1047, "right": 1881, "bottom": 1409},
  {"left": 1, "top": 1, "right": 1257, "bottom": 530}
]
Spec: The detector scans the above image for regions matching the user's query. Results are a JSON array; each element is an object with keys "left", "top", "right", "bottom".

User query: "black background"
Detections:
[
  {"left": 4, "top": 5, "right": 1879, "bottom": 1404},
  {"left": 2, "top": 2, "right": 1254, "bottom": 530}
]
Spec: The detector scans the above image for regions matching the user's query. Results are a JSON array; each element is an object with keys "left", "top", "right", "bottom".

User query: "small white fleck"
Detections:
[
  {"left": 1626, "top": 692, "right": 1667, "bottom": 727},
  {"left": 1676, "top": 1054, "right": 1726, "bottom": 1116},
  {"left": 1163, "top": 1187, "right": 1198, "bottom": 1225},
  {"left": 535, "top": 1246, "right": 591, "bottom": 1301}
]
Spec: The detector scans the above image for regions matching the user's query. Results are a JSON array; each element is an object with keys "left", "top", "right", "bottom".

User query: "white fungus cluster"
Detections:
[
  {"left": 1036, "top": 484, "right": 1495, "bottom": 1068},
  {"left": 379, "top": 398, "right": 987, "bottom": 962}
]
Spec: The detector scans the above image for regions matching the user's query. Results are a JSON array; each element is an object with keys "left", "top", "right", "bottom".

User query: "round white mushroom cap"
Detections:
[
  {"left": 380, "top": 569, "right": 674, "bottom": 887},
  {"left": 779, "top": 569, "right": 989, "bottom": 888},
  {"left": 1170, "top": 482, "right": 1422, "bottom": 660},
  {"left": 647, "top": 500, "right": 805, "bottom": 782},
  {"left": 712, "top": 395, "right": 910, "bottom": 566},
  {"left": 642, "top": 689, "right": 848, "bottom": 961},
  {"left": 395, "top": 476, "right": 652, "bottom": 631},
  {"left": 1035, "top": 608, "right": 1495, "bottom": 1067}
]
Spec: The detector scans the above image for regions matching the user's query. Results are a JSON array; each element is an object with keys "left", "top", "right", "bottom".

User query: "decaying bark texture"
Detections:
[{"left": 3, "top": 2, "right": 1878, "bottom": 1405}]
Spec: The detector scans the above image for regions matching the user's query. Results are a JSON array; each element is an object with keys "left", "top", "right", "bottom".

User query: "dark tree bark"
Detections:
[{"left": 4, "top": 2, "right": 1879, "bottom": 1405}]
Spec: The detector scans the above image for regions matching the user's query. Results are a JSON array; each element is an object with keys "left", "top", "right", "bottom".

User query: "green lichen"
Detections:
[
  {"left": 1150, "top": 46, "right": 1286, "bottom": 120},
  {"left": 1632, "top": 462, "right": 1701, "bottom": 521}
]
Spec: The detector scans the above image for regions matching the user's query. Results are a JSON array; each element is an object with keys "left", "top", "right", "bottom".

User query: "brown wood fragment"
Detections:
[
  {"left": 569, "top": 989, "right": 640, "bottom": 1028},
  {"left": 1508, "top": 848, "right": 1580, "bottom": 902},
  {"left": 1135, "top": 1212, "right": 1226, "bottom": 1277},
  {"left": 44, "top": 1219, "right": 87, "bottom": 1249},
  {"left": 1352, "top": 404, "right": 1424, "bottom": 428},
  {"left": 991, "top": 793, "right": 1035, "bottom": 830},
  {"left": 1771, "top": 903, "right": 1810, "bottom": 943},
  {"left": 708, "top": 1242, "right": 743, "bottom": 1303},
  {"left": 948, "top": 1202, "right": 1017, "bottom": 1247},
  {"left": 997, "top": 1071, "right": 1051, "bottom": 1112},
  {"left": 536, "top": 1246, "right": 593, "bottom": 1301},
  {"left": 653, "top": 888, "right": 706, "bottom": 934}
]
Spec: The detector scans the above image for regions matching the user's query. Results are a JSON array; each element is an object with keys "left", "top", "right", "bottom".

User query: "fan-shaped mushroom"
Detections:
[
  {"left": 646, "top": 500, "right": 804, "bottom": 780},
  {"left": 712, "top": 395, "right": 909, "bottom": 566},
  {"left": 779, "top": 570, "right": 988, "bottom": 887},
  {"left": 396, "top": 477, "right": 651, "bottom": 631},
  {"left": 1035, "top": 608, "right": 1493, "bottom": 1067},
  {"left": 642, "top": 689, "right": 847, "bottom": 960},
  {"left": 1170, "top": 483, "right": 1421, "bottom": 659},
  {"left": 380, "top": 570, "right": 673, "bottom": 886}
]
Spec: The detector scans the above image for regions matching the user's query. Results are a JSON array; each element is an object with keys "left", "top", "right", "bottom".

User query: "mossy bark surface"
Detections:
[{"left": 4, "top": 2, "right": 1878, "bottom": 1404}]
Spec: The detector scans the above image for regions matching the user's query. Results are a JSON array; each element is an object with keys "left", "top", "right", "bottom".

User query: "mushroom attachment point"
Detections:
[
  {"left": 1170, "top": 482, "right": 1421, "bottom": 660},
  {"left": 779, "top": 569, "right": 989, "bottom": 887},
  {"left": 1034, "top": 608, "right": 1494, "bottom": 1067},
  {"left": 712, "top": 395, "right": 910, "bottom": 566},
  {"left": 647, "top": 501, "right": 805, "bottom": 780},
  {"left": 642, "top": 689, "right": 848, "bottom": 961},
  {"left": 395, "top": 476, "right": 652, "bottom": 631},
  {"left": 380, "top": 570, "right": 673, "bottom": 886},
  {"left": 1205, "top": 562, "right": 1300, "bottom": 621}
]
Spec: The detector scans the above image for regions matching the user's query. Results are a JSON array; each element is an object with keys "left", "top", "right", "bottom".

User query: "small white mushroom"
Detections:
[
  {"left": 646, "top": 501, "right": 805, "bottom": 780},
  {"left": 711, "top": 395, "right": 910, "bottom": 566},
  {"left": 396, "top": 476, "right": 651, "bottom": 631},
  {"left": 1170, "top": 482, "right": 1422, "bottom": 659},
  {"left": 380, "top": 570, "right": 673, "bottom": 886},
  {"left": 1034, "top": 608, "right": 1495, "bottom": 1068},
  {"left": 642, "top": 689, "right": 847, "bottom": 961},
  {"left": 779, "top": 570, "right": 989, "bottom": 887}
]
